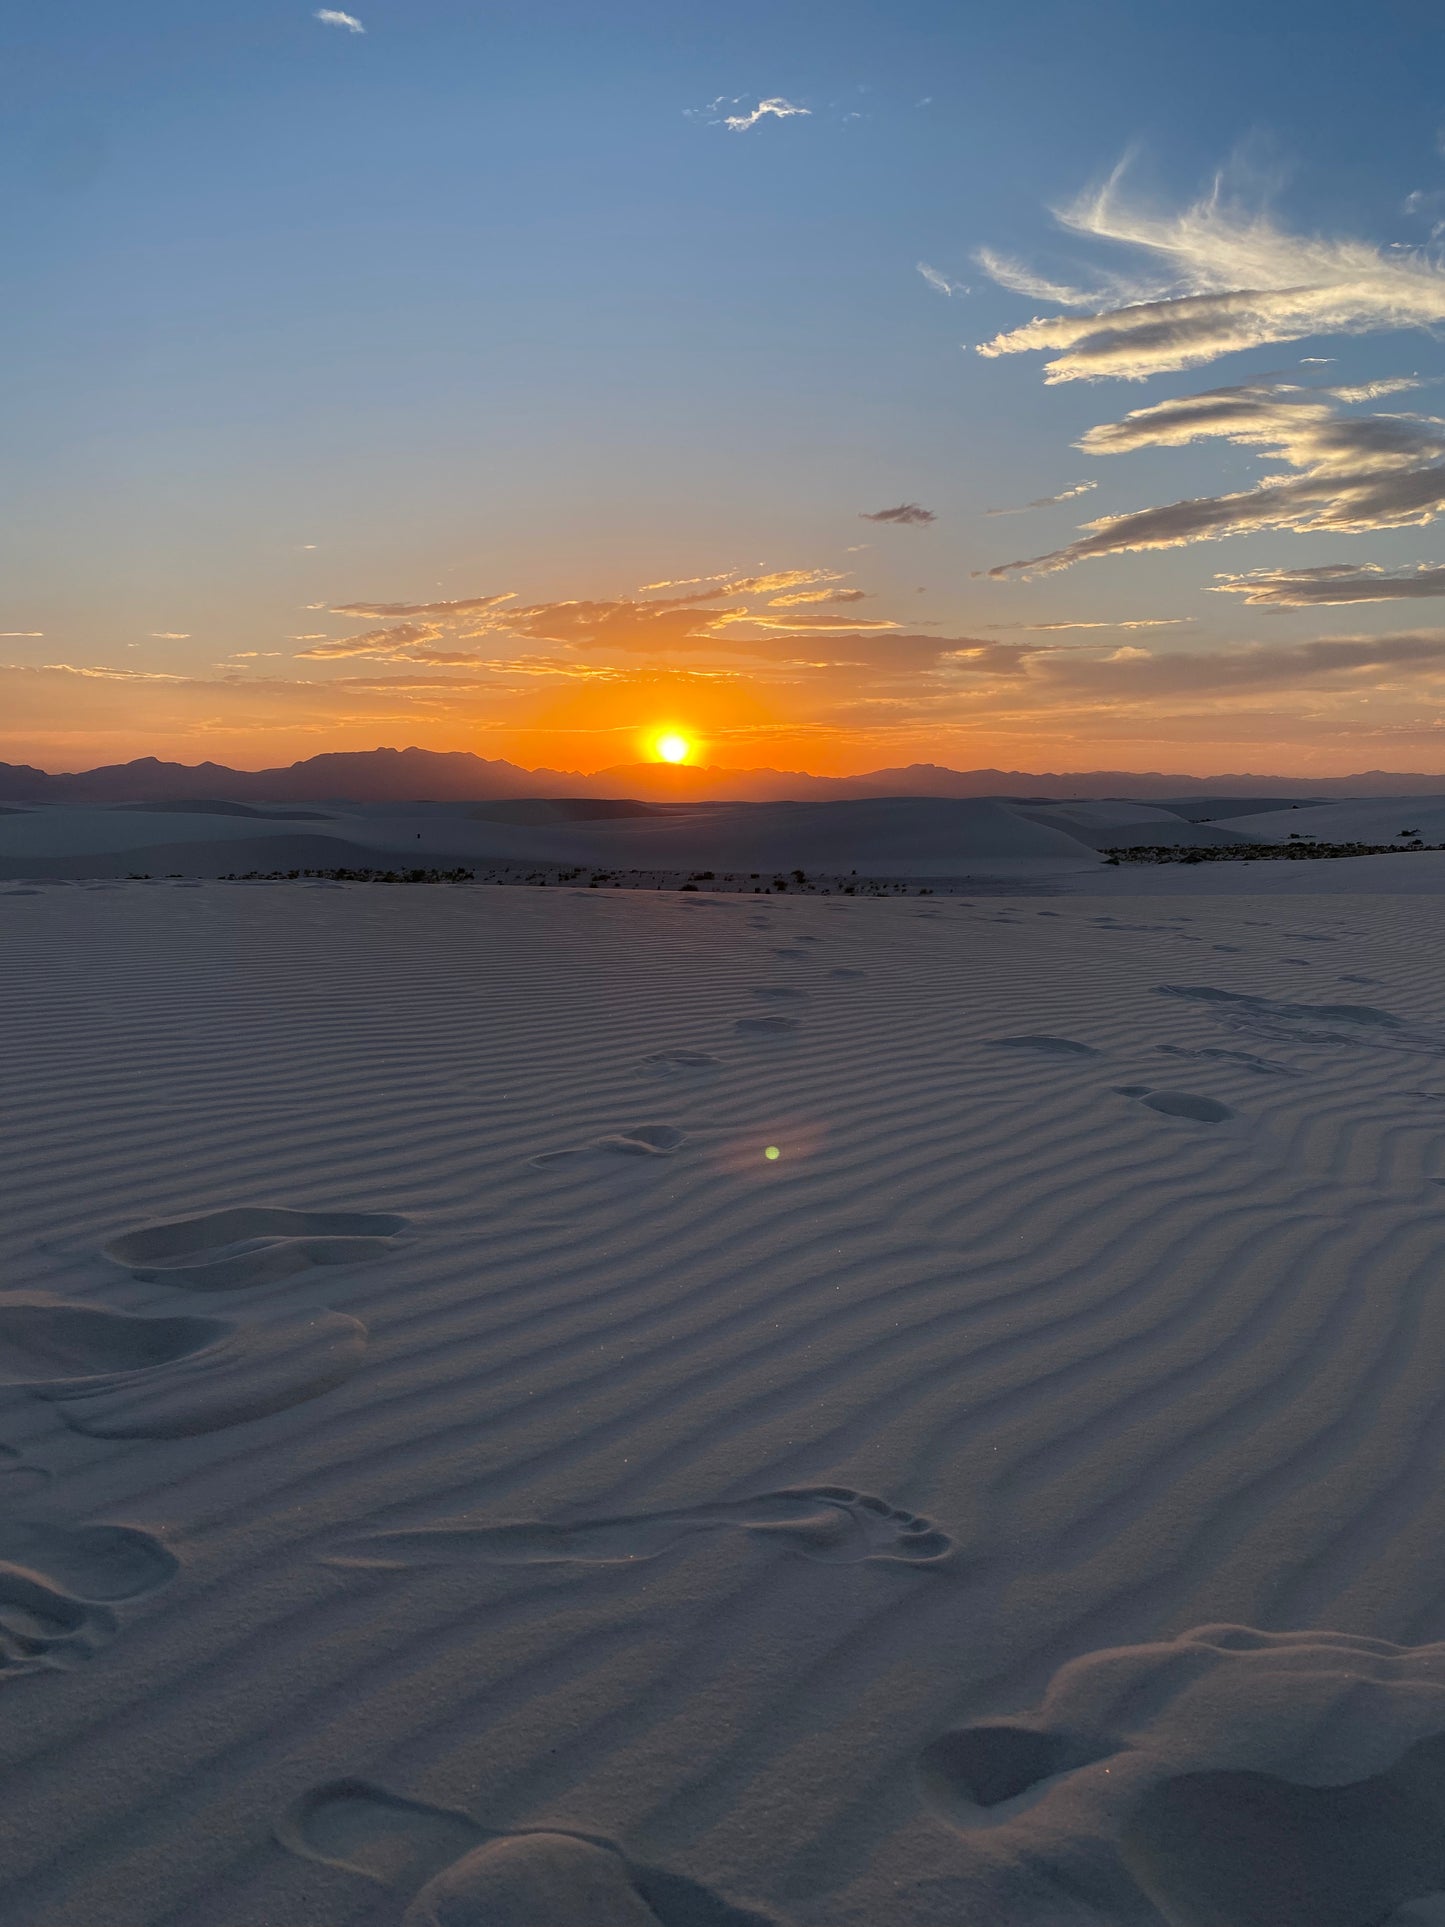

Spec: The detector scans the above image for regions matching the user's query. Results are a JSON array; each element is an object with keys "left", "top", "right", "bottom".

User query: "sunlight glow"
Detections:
[{"left": 655, "top": 732, "right": 691, "bottom": 764}]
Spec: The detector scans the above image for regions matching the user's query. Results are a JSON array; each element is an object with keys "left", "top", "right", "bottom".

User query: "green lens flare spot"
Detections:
[{"left": 764, "top": 1145, "right": 781, "bottom": 1161}]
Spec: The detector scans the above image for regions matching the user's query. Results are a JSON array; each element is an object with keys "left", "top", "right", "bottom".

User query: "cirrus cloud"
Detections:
[
  {"left": 987, "top": 381, "right": 1445, "bottom": 576},
  {"left": 976, "top": 167, "right": 1445, "bottom": 384},
  {"left": 987, "top": 480, "right": 1099, "bottom": 515},
  {"left": 1212, "top": 562, "right": 1445, "bottom": 607}
]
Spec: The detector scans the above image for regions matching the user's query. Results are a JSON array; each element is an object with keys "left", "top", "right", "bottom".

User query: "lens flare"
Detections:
[{"left": 655, "top": 733, "right": 690, "bottom": 764}]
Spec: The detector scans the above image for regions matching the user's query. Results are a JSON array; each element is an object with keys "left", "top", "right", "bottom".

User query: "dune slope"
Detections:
[{"left": 3, "top": 881, "right": 1445, "bottom": 1922}]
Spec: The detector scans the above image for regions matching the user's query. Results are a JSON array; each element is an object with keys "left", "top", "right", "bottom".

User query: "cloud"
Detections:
[
  {"left": 721, "top": 569, "right": 840, "bottom": 595},
  {"left": 693, "top": 96, "right": 810, "bottom": 132},
  {"left": 976, "top": 167, "right": 1445, "bottom": 383},
  {"left": 299, "top": 570, "right": 872, "bottom": 667},
  {"left": 973, "top": 249, "right": 1124, "bottom": 310},
  {"left": 1327, "top": 376, "right": 1426, "bottom": 403},
  {"left": 1212, "top": 562, "right": 1445, "bottom": 606},
  {"left": 736, "top": 613, "right": 899, "bottom": 633},
  {"left": 994, "top": 617, "right": 1191, "bottom": 630},
  {"left": 39, "top": 663, "right": 186, "bottom": 682},
  {"left": 296, "top": 623, "right": 445, "bottom": 661},
  {"left": 330, "top": 594, "right": 515, "bottom": 619},
  {"left": 860, "top": 503, "right": 936, "bottom": 526},
  {"left": 0, "top": 632, "right": 44, "bottom": 638},
  {"left": 1030, "top": 628, "right": 1445, "bottom": 698},
  {"left": 988, "top": 480, "right": 1099, "bottom": 515},
  {"left": 917, "top": 262, "right": 968, "bottom": 297},
  {"left": 315, "top": 9, "right": 364, "bottom": 31},
  {"left": 987, "top": 381, "right": 1445, "bottom": 576},
  {"left": 636, "top": 571, "right": 735, "bottom": 592},
  {"left": 768, "top": 587, "right": 869, "bottom": 606},
  {"left": 150, "top": 631, "right": 191, "bottom": 640}
]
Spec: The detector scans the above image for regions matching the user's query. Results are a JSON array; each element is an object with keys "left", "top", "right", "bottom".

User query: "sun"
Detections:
[{"left": 655, "top": 732, "right": 691, "bottom": 764}]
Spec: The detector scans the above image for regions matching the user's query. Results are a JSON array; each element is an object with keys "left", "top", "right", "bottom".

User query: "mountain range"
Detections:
[{"left": 2, "top": 746, "right": 1444, "bottom": 804}]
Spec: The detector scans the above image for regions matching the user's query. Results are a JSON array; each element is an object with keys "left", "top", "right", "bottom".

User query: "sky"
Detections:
[{"left": 8, "top": 0, "right": 1445, "bottom": 776}]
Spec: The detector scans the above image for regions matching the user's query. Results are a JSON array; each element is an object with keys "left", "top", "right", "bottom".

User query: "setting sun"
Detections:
[{"left": 655, "top": 733, "right": 691, "bottom": 764}]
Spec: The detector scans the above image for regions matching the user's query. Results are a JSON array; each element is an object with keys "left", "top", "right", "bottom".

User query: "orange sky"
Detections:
[{"left": 10, "top": 556, "right": 1445, "bottom": 777}]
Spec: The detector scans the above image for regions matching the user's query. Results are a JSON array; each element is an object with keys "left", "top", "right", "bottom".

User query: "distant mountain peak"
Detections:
[{"left": 0, "top": 746, "right": 1442, "bottom": 805}]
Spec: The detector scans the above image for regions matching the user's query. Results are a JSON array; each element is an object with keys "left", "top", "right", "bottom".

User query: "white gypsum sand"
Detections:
[{"left": 4, "top": 876, "right": 1445, "bottom": 1921}]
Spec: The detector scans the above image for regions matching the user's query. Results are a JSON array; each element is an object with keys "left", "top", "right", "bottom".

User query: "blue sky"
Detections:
[{"left": 7, "top": 0, "right": 1445, "bottom": 773}]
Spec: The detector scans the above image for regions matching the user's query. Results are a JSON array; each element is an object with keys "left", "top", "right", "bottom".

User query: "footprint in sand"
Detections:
[
  {"left": 1116, "top": 1087, "right": 1236, "bottom": 1123},
  {"left": 918, "top": 1624, "right": 1445, "bottom": 1927},
  {"left": 332, "top": 1485, "right": 953, "bottom": 1571},
  {"left": 278, "top": 1779, "right": 785, "bottom": 1927},
  {"left": 639, "top": 1050, "right": 720, "bottom": 1077},
  {"left": 771, "top": 947, "right": 809, "bottom": 961},
  {"left": 736, "top": 1015, "right": 800, "bottom": 1037},
  {"left": 532, "top": 1125, "right": 686, "bottom": 1169},
  {"left": 1154, "top": 984, "right": 1441, "bottom": 1055},
  {"left": 104, "top": 1205, "right": 410, "bottom": 1290},
  {"left": 0, "top": 1443, "right": 50, "bottom": 1496},
  {"left": 990, "top": 1035, "right": 1099, "bottom": 1058},
  {"left": 0, "top": 1520, "right": 176, "bottom": 1679},
  {"left": 829, "top": 967, "right": 865, "bottom": 980},
  {"left": 0, "top": 1293, "right": 367, "bottom": 1438},
  {"left": 749, "top": 985, "right": 809, "bottom": 1001}
]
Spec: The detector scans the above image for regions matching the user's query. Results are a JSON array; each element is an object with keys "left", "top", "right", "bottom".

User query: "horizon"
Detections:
[
  {"left": 4, "top": 740, "right": 1441, "bottom": 791},
  {"left": 11, "top": 3, "right": 1445, "bottom": 775}
]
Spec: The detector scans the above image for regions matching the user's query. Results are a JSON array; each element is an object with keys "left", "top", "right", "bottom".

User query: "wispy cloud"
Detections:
[
  {"left": 988, "top": 480, "right": 1098, "bottom": 515},
  {"left": 917, "top": 262, "right": 968, "bottom": 297},
  {"left": 722, "top": 569, "right": 840, "bottom": 594},
  {"left": 1028, "top": 628, "right": 1445, "bottom": 697},
  {"left": 297, "top": 623, "right": 445, "bottom": 661},
  {"left": 988, "top": 381, "right": 1445, "bottom": 575},
  {"left": 0, "top": 631, "right": 44, "bottom": 638},
  {"left": 295, "top": 569, "right": 865, "bottom": 665},
  {"left": 39, "top": 663, "right": 186, "bottom": 682},
  {"left": 1212, "top": 562, "right": 1445, "bottom": 606},
  {"left": 976, "top": 166, "right": 1445, "bottom": 383},
  {"left": 692, "top": 96, "right": 810, "bottom": 133},
  {"left": 973, "top": 248, "right": 1131, "bottom": 311},
  {"left": 150, "top": 631, "right": 191, "bottom": 640},
  {"left": 860, "top": 503, "right": 936, "bottom": 526},
  {"left": 995, "top": 617, "right": 1191, "bottom": 631},
  {"left": 330, "top": 594, "right": 514, "bottom": 619},
  {"left": 768, "top": 587, "right": 869, "bottom": 606},
  {"left": 315, "top": 9, "right": 364, "bottom": 32},
  {"left": 636, "top": 571, "right": 735, "bottom": 592}
]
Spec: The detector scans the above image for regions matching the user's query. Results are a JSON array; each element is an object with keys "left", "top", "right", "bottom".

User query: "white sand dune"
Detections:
[
  {"left": 7, "top": 793, "right": 1436, "bottom": 884},
  {"left": 1226, "top": 798, "right": 1445, "bottom": 845},
  {"left": 0, "top": 796, "right": 1102, "bottom": 881},
  {"left": 7, "top": 877, "right": 1445, "bottom": 1921}
]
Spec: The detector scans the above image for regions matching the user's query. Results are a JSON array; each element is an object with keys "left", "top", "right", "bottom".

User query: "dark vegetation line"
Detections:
[
  {"left": 1103, "top": 838, "right": 1442, "bottom": 865},
  {"left": 193, "top": 865, "right": 943, "bottom": 895}
]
